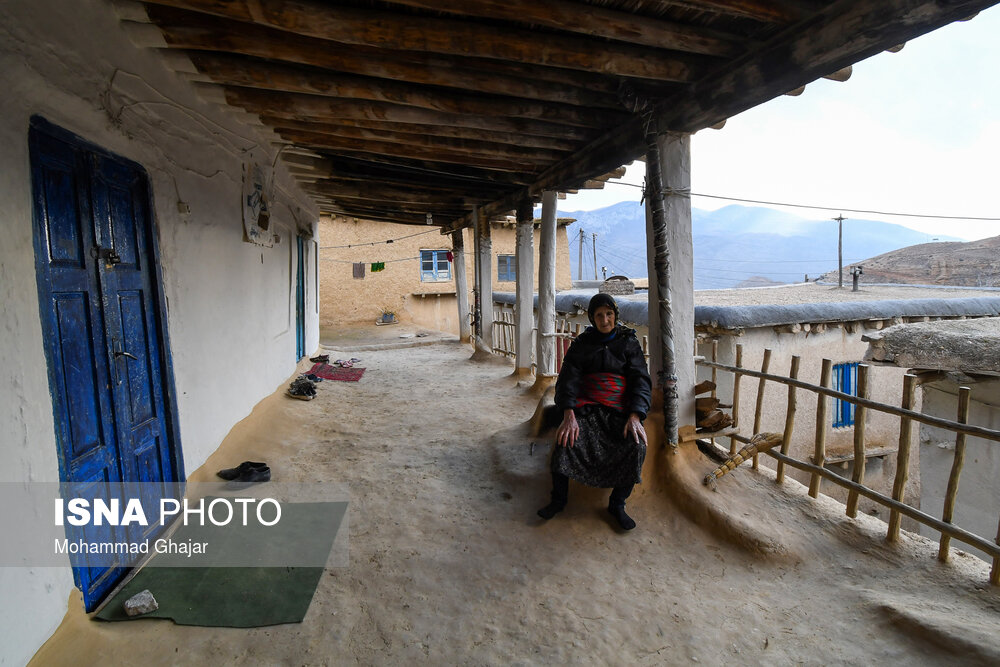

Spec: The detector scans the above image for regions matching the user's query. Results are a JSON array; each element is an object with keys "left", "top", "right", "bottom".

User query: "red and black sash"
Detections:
[{"left": 575, "top": 372, "right": 626, "bottom": 411}]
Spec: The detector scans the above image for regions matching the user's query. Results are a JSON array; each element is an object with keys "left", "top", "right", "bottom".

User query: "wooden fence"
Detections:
[{"left": 697, "top": 345, "right": 1000, "bottom": 586}]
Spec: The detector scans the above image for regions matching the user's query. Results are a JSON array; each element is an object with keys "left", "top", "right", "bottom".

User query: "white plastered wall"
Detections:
[
  {"left": 0, "top": 1, "right": 318, "bottom": 662},
  {"left": 918, "top": 379, "right": 1000, "bottom": 562}
]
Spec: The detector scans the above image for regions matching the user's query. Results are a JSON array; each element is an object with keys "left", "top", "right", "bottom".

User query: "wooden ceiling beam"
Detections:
[
  {"left": 306, "top": 183, "right": 485, "bottom": 206},
  {"left": 212, "top": 87, "right": 599, "bottom": 140},
  {"left": 643, "top": 0, "right": 812, "bottom": 24},
  {"left": 271, "top": 124, "right": 569, "bottom": 163},
  {"left": 378, "top": 0, "right": 744, "bottom": 55},
  {"left": 263, "top": 117, "right": 581, "bottom": 152},
  {"left": 317, "top": 207, "right": 442, "bottom": 227},
  {"left": 185, "top": 52, "right": 625, "bottom": 128},
  {"left": 142, "top": 0, "right": 708, "bottom": 81},
  {"left": 310, "top": 153, "right": 532, "bottom": 188},
  {"left": 280, "top": 130, "right": 547, "bottom": 172}
]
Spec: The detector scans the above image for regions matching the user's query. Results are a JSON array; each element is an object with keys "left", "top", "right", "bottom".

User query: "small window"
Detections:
[
  {"left": 832, "top": 362, "right": 859, "bottom": 427},
  {"left": 420, "top": 249, "right": 451, "bottom": 282},
  {"left": 497, "top": 255, "right": 515, "bottom": 282}
]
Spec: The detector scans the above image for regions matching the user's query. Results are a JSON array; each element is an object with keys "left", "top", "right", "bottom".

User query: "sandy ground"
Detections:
[{"left": 31, "top": 327, "right": 1000, "bottom": 665}]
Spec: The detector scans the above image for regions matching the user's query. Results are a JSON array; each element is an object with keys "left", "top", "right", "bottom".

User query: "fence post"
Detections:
[
  {"left": 731, "top": 344, "right": 742, "bottom": 456},
  {"left": 809, "top": 359, "right": 833, "bottom": 498},
  {"left": 845, "top": 364, "right": 870, "bottom": 517},
  {"left": 887, "top": 373, "right": 918, "bottom": 542},
  {"left": 939, "top": 386, "right": 971, "bottom": 561},
  {"left": 752, "top": 349, "right": 772, "bottom": 469},
  {"left": 775, "top": 355, "right": 800, "bottom": 484}
]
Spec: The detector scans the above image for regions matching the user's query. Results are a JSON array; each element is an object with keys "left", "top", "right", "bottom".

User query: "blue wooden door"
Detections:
[
  {"left": 295, "top": 235, "right": 306, "bottom": 359},
  {"left": 30, "top": 119, "right": 181, "bottom": 610}
]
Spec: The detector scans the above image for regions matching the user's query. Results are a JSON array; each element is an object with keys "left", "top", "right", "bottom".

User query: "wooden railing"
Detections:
[{"left": 697, "top": 345, "right": 1000, "bottom": 586}]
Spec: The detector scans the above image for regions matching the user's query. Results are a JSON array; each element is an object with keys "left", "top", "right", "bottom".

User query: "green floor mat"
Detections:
[{"left": 95, "top": 501, "right": 346, "bottom": 627}]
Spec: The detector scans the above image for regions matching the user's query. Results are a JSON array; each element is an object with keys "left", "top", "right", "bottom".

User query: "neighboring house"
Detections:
[
  {"left": 864, "top": 317, "right": 1000, "bottom": 562},
  {"left": 500, "top": 284, "right": 1000, "bottom": 519},
  {"left": 319, "top": 214, "right": 574, "bottom": 334},
  {"left": 2, "top": 3, "right": 318, "bottom": 662}
]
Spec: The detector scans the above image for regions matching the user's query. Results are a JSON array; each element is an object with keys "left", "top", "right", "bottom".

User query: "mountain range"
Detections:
[{"left": 560, "top": 203, "right": 963, "bottom": 290}]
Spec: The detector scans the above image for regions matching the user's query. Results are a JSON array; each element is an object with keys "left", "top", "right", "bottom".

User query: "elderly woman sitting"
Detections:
[{"left": 538, "top": 293, "right": 652, "bottom": 530}]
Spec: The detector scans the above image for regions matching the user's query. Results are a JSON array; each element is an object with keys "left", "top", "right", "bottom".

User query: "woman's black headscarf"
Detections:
[{"left": 587, "top": 293, "right": 620, "bottom": 326}]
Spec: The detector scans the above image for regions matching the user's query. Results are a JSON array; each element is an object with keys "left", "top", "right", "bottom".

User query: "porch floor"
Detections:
[{"left": 32, "top": 330, "right": 1000, "bottom": 665}]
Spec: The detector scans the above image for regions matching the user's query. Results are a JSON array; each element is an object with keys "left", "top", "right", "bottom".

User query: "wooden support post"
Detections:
[
  {"left": 775, "top": 355, "right": 800, "bottom": 484},
  {"left": 993, "top": 517, "right": 1000, "bottom": 586},
  {"left": 472, "top": 205, "right": 481, "bottom": 341},
  {"left": 730, "top": 344, "right": 742, "bottom": 456},
  {"left": 887, "top": 374, "right": 918, "bottom": 542},
  {"left": 752, "top": 349, "right": 772, "bottom": 469},
  {"left": 939, "top": 386, "right": 971, "bottom": 561},
  {"left": 476, "top": 208, "right": 494, "bottom": 353},
  {"left": 809, "top": 358, "right": 833, "bottom": 498},
  {"left": 514, "top": 197, "right": 535, "bottom": 375},
  {"left": 452, "top": 229, "right": 471, "bottom": 343},
  {"left": 646, "top": 128, "right": 695, "bottom": 447},
  {"left": 710, "top": 339, "right": 718, "bottom": 449},
  {"left": 535, "top": 190, "right": 557, "bottom": 380},
  {"left": 846, "top": 364, "right": 870, "bottom": 517}
]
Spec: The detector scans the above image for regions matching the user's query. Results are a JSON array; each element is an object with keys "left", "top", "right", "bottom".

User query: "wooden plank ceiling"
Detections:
[{"left": 128, "top": 0, "right": 997, "bottom": 230}]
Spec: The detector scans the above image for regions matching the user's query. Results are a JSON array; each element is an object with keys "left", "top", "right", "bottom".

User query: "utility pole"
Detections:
[
  {"left": 577, "top": 227, "right": 585, "bottom": 280},
  {"left": 834, "top": 214, "right": 847, "bottom": 288},
  {"left": 592, "top": 233, "right": 598, "bottom": 280}
]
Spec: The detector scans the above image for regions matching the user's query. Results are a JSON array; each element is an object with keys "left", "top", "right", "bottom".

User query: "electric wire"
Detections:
[{"left": 603, "top": 180, "right": 1000, "bottom": 221}]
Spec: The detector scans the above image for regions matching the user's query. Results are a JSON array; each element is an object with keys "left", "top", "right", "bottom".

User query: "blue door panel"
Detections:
[
  {"left": 31, "top": 118, "right": 182, "bottom": 611},
  {"left": 52, "top": 294, "right": 105, "bottom": 460}
]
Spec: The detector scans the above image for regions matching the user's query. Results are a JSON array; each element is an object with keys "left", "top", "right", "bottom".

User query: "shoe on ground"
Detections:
[{"left": 217, "top": 461, "right": 268, "bottom": 480}]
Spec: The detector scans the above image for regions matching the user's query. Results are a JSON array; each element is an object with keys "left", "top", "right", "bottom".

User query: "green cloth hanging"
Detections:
[{"left": 371, "top": 262, "right": 385, "bottom": 272}]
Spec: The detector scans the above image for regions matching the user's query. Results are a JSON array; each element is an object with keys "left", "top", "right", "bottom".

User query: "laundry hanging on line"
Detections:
[{"left": 371, "top": 262, "right": 385, "bottom": 272}]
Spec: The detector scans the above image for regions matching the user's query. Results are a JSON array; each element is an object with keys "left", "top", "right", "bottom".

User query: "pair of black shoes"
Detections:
[
  {"left": 536, "top": 502, "right": 636, "bottom": 530},
  {"left": 217, "top": 461, "right": 271, "bottom": 486}
]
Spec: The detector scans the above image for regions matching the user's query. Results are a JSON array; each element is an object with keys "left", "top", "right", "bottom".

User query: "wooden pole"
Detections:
[
  {"left": 846, "top": 364, "right": 870, "bottom": 517},
  {"left": 939, "top": 386, "right": 971, "bottom": 561},
  {"left": 452, "top": 230, "right": 471, "bottom": 343},
  {"left": 992, "top": 517, "right": 1000, "bottom": 585},
  {"left": 514, "top": 197, "right": 535, "bottom": 375},
  {"left": 887, "top": 374, "right": 918, "bottom": 542},
  {"left": 752, "top": 348, "right": 772, "bottom": 469},
  {"left": 536, "top": 191, "right": 557, "bottom": 378},
  {"left": 472, "top": 205, "right": 481, "bottom": 341},
  {"left": 477, "top": 209, "right": 494, "bottom": 353},
  {"left": 809, "top": 359, "right": 833, "bottom": 498},
  {"left": 731, "top": 344, "right": 742, "bottom": 456},
  {"left": 711, "top": 339, "right": 719, "bottom": 449},
  {"left": 775, "top": 356, "right": 800, "bottom": 484}
]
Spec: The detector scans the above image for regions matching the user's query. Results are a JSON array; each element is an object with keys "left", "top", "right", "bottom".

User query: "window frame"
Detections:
[
  {"left": 832, "top": 361, "right": 860, "bottom": 428},
  {"left": 420, "top": 249, "right": 452, "bottom": 282},
  {"left": 497, "top": 254, "right": 515, "bottom": 282}
]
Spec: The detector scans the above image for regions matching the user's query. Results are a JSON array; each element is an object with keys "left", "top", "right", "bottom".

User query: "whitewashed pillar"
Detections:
[
  {"left": 648, "top": 130, "right": 696, "bottom": 443},
  {"left": 644, "top": 199, "right": 662, "bottom": 380},
  {"left": 476, "top": 209, "right": 494, "bottom": 352},
  {"left": 535, "top": 190, "right": 557, "bottom": 378},
  {"left": 515, "top": 197, "right": 535, "bottom": 375},
  {"left": 452, "top": 229, "right": 471, "bottom": 342}
]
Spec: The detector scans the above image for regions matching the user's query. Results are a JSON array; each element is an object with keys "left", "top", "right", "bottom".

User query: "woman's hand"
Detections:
[
  {"left": 556, "top": 409, "right": 579, "bottom": 448},
  {"left": 624, "top": 413, "right": 647, "bottom": 445}
]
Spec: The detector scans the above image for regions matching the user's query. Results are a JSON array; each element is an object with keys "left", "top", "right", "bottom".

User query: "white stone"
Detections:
[{"left": 123, "top": 590, "right": 158, "bottom": 616}]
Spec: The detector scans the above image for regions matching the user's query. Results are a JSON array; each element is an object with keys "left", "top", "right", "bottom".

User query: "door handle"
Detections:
[
  {"left": 111, "top": 338, "right": 138, "bottom": 385},
  {"left": 115, "top": 350, "right": 139, "bottom": 361}
]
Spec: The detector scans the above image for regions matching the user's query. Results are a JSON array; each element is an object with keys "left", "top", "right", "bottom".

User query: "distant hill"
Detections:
[
  {"left": 559, "top": 203, "right": 962, "bottom": 290},
  {"left": 817, "top": 235, "right": 1000, "bottom": 287}
]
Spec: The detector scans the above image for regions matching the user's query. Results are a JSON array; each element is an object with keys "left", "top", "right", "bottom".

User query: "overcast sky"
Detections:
[{"left": 562, "top": 5, "right": 1000, "bottom": 242}]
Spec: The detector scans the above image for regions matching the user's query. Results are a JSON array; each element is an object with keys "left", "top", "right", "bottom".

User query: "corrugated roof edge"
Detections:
[{"left": 494, "top": 291, "right": 1000, "bottom": 330}]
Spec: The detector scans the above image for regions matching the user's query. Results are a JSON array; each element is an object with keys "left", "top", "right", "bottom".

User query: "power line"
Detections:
[
  {"left": 604, "top": 180, "right": 1000, "bottom": 221},
  {"left": 321, "top": 228, "right": 439, "bottom": 249}
]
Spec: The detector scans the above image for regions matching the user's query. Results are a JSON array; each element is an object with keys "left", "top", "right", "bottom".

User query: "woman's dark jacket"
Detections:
[{"left": 554, "top": 325, "right": 652, "bottom": 420}]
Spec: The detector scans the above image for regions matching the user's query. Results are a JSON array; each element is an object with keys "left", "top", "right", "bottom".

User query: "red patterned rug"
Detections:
[{"left": 307, "top": 363, "right": 366, "bottom": 382}]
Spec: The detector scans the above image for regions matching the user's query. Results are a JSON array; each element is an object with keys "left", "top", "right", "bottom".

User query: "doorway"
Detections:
[{"left": 30, "top": 117, "right": 183, "bottom": 610}]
